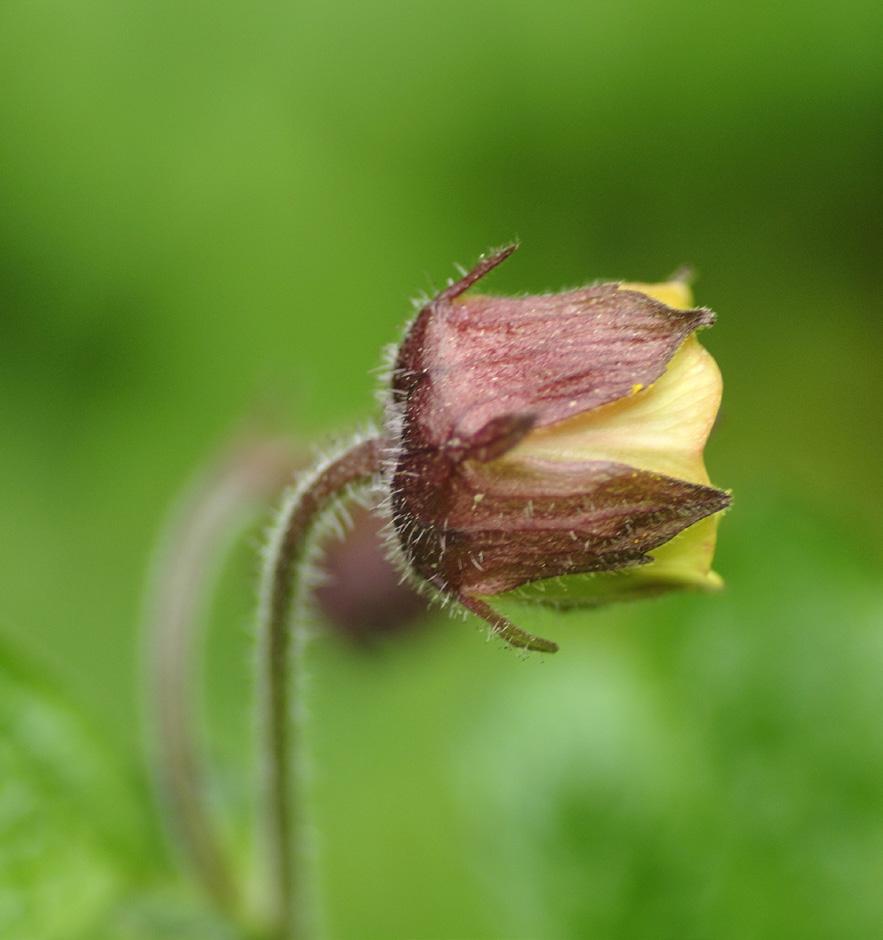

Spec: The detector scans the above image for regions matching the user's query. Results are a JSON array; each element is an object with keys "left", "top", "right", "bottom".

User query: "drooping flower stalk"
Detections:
[
  {"left": 145, "top": 435, "right": 298, "bottom": 923},
  {"left": 147, "top": 430, "right": 426, "bottom": 936},
  {"left": 255, "top": 436, "right": 383, "bottom": 939}
]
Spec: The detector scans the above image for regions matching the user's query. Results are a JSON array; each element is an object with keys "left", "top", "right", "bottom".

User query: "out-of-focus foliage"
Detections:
[
  {"left": 0, "top": 647, "right": 140, "bottom": 938},
  {"left": 0, "top": 646, "right": 228, "bottom": 940},
  {"left": 1, "top": 0, "right": 881, "bottom": 937},
  {"left": 0, "top": 649, "right": 241, "bottom": 938}
]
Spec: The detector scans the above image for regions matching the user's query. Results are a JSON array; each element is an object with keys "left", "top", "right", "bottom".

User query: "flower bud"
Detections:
[
  {"left": 383, "top": 245, "right": 730, "bottom": 651},
  {"left": 314, "top": 503, "right": 430, "bottom": 645}
]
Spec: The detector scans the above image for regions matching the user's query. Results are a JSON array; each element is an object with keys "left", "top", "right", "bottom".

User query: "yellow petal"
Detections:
[
  {"left": 637, "top": 513, "right": 722, "bottom": 589},
  {"left": 510, "top": 334, "right": 722, "bottom": 486}
]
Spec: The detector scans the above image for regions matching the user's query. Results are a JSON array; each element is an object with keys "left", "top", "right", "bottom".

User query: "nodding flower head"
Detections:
[{"left": 381, "top": 244, "right": 731, "bottom": 653}]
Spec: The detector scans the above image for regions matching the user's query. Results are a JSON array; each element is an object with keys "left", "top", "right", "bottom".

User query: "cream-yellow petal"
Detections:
[
  {"left": 509, "top": 335, "right": 722, "bottom": 485},
  {"left": 641, "top": 513, "right": 722, "bottom": 588}
]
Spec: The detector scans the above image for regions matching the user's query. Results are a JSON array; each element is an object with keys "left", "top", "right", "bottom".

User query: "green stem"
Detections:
[
  {"left": 145, "top": 434, "right": 298, "bottom": 924},
  {"left": 256, "top": 436, "right": 382, "bottom": 940}
]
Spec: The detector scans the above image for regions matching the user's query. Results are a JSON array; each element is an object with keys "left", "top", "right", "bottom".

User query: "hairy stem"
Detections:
[
  {"left": 256, "top": 437, "right": 383, "bottom": 940},
  {"left": 145, "top": 435, "right": 298, "bottom": 922}
]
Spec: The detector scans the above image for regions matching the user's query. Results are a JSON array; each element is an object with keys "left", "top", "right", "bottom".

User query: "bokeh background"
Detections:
[{"left": 1, "top": 1, "right": 882, "bottom": 938}]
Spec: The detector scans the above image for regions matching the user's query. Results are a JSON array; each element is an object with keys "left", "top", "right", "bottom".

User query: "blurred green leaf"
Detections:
[{"left": 0, "top": 642, "right": 174, "bottom": 939}]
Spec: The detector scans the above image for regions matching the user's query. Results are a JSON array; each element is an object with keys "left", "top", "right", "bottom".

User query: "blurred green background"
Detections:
[{"left": 1, "top": 1, "right": 882, "bottom": 937}]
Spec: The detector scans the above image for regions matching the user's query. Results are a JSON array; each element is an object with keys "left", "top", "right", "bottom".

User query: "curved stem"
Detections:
[
  {"left": 145, "top": 435, "right": 298, "bottom": 922},
  {"left": 256, "top": 436, "right": 383, "bottom": 940}
]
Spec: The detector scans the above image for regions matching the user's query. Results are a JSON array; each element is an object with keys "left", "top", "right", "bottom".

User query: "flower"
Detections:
[{"left": 383, "top": 244, "right": 730, "bottom": 652}]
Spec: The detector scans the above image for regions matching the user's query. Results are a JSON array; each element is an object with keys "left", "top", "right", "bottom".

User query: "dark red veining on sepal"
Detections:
[
  {"left": 393, "top": 246, "right": 714, "bottom": 448},
  {"left": 439, "top": 457, "right": 730, "bottom": 596}
]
